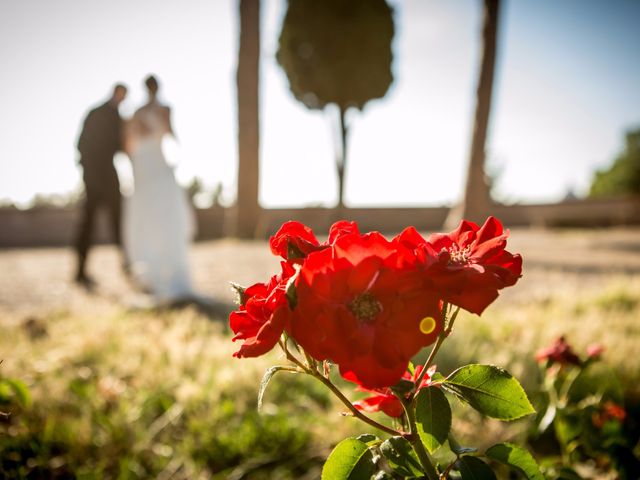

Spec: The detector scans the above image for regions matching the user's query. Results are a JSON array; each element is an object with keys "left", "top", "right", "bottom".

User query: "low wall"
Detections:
[
  {"left": 258, "top": 196, "right": 640, "bottom": 235},
  {"left": 0, "top": 206, "right": 226, "bottom": 247},
  {"left": 256, "top": 206, "right": 450, "bottom": 237},
  {"left": 1, "top": 196, "right": 638, "bottom": 247}
]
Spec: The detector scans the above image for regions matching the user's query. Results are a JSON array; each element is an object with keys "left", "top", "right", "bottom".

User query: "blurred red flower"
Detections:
[
  {"left": 586, "top": 343, "right": 605, "bottom": 359},
  {"left": 535, "top": 336, "right": 582, "bottom": 366},
  {"left": 592, "top": 401, "right": 626, "bottom": 428},
  {"left": 353, "top": 365, "right": 436, "bottom": 418},
  {"left": 229, "top": 262, "right": 294, "bottom": 358},
  {"left": 289, "top": 231, "right": 443, "bottom": 388}
]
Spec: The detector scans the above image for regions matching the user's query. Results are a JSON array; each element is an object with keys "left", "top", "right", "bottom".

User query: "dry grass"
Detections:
[
  {"left": 1, "top": 227, "right": 639, "bottom": 477},
  {"left": 1, "top": 305, "right": 363, "bottom": 478},
  {"left": 436, "top": 275, "right": 640, "bottom": 393}
]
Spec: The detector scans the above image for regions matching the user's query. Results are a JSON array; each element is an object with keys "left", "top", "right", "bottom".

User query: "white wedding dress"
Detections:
[{"left": 123, "top": 104, "right": 195, "bottom": 301}]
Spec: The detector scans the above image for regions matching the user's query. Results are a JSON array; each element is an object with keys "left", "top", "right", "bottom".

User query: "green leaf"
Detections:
[
  {"left": 554, "top": 410, "right": 582, "bottom": 446},
  {"left": 448, "top": 436, "right": 477, "bottom": 455},
  {"left": 372, "top": 472, "right": 394, "bottom": 480},
  {"left": 321, "top": 438, "right": 376, "bottom": 480},
  {"left": 257, "top": 366, "right": 293, "bottom": 412},
  {"left": 486, "top": 442, "right": 544, "bottom": 480},
  {"left": 0, "top": 378, "right": 31, "bottom": 408},
  {"left": 443, "top": 364, "right": 535, "bottom": 420},
  {"left": 285, "top": 278, "right": 298, "bottom": 309},
  {"left": 355, "top": 433, "right": 379, "bottom": 446},
  {"left": 568, "top": 362, "right": 623, "bottom": 404},
  {"left": 536, "top": 400, "right": 556, "bottom": 433},
  {"left": 454, "top": 446, "right": 479, "bottom": 455},
  {"left": 229, "top": 282, "right": 247, "bottom": 305},
  {"left": 379, "top": 436, "right": 424, "bottom": 478},
  {"left": 287, "top": 242, "right": 306, "bottom": 261},
  {"left": 390, "top": 378, "right": 414, "bottom": 396},
  {"left": 554, "top": 466, "right": 584, "bottom": 480},
  {"left": 415, "top": 387, "right": 451, "bottom": 453},
  {"left": 458, "top": 456, "right": 497, "bottom": 480}
]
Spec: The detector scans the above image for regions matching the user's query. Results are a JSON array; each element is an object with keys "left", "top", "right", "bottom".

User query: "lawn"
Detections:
[{"left": 1, "top": 227, "right": 639, "bottom": 478}]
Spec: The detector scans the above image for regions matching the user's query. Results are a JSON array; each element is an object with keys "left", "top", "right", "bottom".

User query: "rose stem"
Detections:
[
  {"left": 278, "top": 339, "right": 400, "bottom": 437},
  {"left": 414, "top": 306, "right": 460, "bottom": 388},
  {"left": 399, "top": 395, "right": 439, "bottom": 480},
  {"left": 311, "top": 370, "right": 401, "bottom": 437}
]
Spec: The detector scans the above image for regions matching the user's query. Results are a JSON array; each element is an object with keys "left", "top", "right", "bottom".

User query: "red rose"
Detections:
[
  {"left": 289, "top": 231, "right": 443, "bottom": 388},
  {"left": 535, "top": 336, "right": 581, "bottom": 366},
  {"left": 392, "top": 226, "right": 439, "bottom": 269},
  {"left": 425, "top": 216, "right": 522, "bottom": 314},
  {"left": 352, "top": 365, "right": 436, "bottom": 418},
  {"left": 232, "top": 220, "right": 376, "bottom": 360},
  {"left": 234, "top": 218, "right": 523, "bottom": 388},
  {"left": 269, "top": 220, "right": 360, "bottom": 263},
  {"left": 229, "top": 262, "right": 294, "bottom": 358},
  {"left": 269, "top": 221, "right": 323, "bottom": 262},
  {"left": 353, "top": 387, "right": 405, "bottom": 418},
  {"left": 327, "top": 220, "right": 360, "bottom": 244}
]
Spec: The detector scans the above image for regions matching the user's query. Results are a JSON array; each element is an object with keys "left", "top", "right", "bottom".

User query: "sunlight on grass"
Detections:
[
  {"left": 434, "top": 275, "right": 640, "bottom": 391},
  {"left": 1, "top": 273, "right": 639, "bottom": 478},
  {"left": 0, "top": 307, "right": 359, "bottom": 479}
]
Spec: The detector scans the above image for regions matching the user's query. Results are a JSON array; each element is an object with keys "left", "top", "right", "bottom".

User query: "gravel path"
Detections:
[{"left": 1, "top": 227, "right": 638, "bottom": 320}]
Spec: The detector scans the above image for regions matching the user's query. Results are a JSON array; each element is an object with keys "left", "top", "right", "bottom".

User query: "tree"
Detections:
[
  {"left": 445, "top": 0, "right": 500, "bottom": 229},
  {"left": 234, "top": 0, "right": 261, "bottom": 238},
  {"left": 277, "top": 0, "right": 394, "bottom": 208},
  {"left": 590, "top": 128, "right": 640, "bottom": 198}
]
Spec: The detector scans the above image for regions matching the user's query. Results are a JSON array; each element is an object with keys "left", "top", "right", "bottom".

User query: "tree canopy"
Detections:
[
  {"left": 276, "top": 0, "right": 394, "bottom": 112},
  {"left": 276, "top": 0, "right": 395, "bottom": 207},
  {"left": 590, "top": 128, "right": 640, "bottom": 198}
]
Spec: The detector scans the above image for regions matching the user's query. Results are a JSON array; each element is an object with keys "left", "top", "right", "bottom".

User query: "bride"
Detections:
[{"left": 123, "top": 75, "right": 195, "bottom": 301}]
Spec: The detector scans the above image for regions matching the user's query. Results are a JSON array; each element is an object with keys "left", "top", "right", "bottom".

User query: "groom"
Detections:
[{"left": 74, "top": 84, "right": 127, "bottom": 286}]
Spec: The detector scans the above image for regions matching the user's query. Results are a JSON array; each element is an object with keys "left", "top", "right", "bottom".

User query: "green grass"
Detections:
[
  {"left": 422, "top": 275, "right": 640, "bottom": 454},
  {"left": 0, "top": 308, "right": 360, "bottom": 479},
  {"left": 435, "top": 276, "right": 640, "bottom": 397},
  {"left": 1, "top": 274, "right": 639, "bottom": 478}
]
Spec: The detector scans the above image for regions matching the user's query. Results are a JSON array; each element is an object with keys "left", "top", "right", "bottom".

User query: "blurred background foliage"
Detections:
[{"left": 590, "top": 128, "right": 640, "bottom": 198}]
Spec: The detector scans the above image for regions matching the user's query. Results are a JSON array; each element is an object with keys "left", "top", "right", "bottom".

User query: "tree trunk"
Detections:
[
  {"left": 233, "top": 0, "right": 261, "bottom": 238},
  {"left": 336, "top": 106, "right": 348, "bottom": 209},
  {"left": 444, "top": 0, "right": 500, "bottom": 230}
]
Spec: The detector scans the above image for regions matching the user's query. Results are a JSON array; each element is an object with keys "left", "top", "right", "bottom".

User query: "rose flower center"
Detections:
[
  {"left": 348, "top": 292, "right": 382, "bottom": 322},
  {"left": 447, "top": 245, "right": 471, "bottom": 266}
]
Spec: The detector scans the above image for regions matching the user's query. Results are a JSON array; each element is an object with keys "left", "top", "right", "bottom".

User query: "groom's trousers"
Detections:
[{"left": 74, "top": 165, "right": 122, "bottom": 278}]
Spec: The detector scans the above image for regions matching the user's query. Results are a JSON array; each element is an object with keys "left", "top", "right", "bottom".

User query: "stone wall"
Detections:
[
  {"left": 1, "top": 196, "right": 638, "bottom": 247},
  {"left": 258, "top": 196, "right": 640, "bottom": 235},
  {"left": 0, "top": 206, "right": 226, "bottom": 247}
]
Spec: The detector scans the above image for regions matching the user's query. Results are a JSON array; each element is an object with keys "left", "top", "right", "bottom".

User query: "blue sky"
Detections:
[
  {"left": 491, "top": 0, "right": 640, "bottom": 202},
  {"left": 0, "top": 0, "right": 639, "bottom": 208}
]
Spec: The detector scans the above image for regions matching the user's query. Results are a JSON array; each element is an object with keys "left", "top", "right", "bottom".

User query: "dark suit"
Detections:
[{"left": 74, "top": 101, "right": 124, "bottom": 277}]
